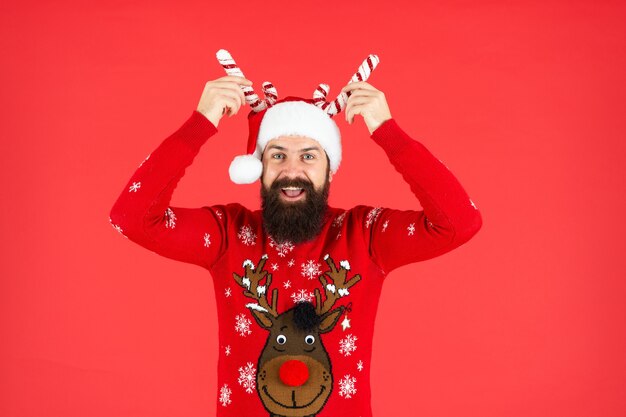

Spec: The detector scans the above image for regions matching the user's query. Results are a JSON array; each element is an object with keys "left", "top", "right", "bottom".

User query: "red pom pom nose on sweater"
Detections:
[{"left": 279, "top": 360, "right": 310, "bottom": 386}]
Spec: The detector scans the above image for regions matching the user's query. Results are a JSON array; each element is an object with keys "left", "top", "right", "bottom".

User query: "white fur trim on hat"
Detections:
[{"left": 257, "top": 101, "right": 341, "bottom": 172}]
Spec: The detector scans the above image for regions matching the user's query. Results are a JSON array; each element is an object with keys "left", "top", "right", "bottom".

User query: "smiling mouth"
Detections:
[
  {"left": 281, "top": 187, "right": 305, "bottom": 199},
  {"left": 262, "top": 384, "right": 326, "bottom": 409}
]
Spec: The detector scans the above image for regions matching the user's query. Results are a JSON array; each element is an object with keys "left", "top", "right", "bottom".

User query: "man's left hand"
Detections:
[{"left": 342, "top": 82, "right": 392, "bottom": 134}]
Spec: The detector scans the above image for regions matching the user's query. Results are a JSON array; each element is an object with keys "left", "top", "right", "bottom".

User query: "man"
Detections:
[{"left": 110, "top": 74, "right": 482, "bottom": 417}]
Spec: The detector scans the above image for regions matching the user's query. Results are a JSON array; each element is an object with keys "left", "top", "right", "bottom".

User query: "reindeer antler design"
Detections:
[
  {"left": 314, "top": 254, "right": 362, "bottom": 316},
  {"left": 313, "top": 54, "right": 380, "bottom": 117},
  {"left": 216, "top": 49, "right": 278, "bottom": 112},
  {"left": 233, "top": 255, "right": 279, "bottom": 317}
]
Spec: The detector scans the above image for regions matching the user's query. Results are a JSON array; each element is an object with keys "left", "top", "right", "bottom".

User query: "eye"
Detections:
[
  {"left": 272, "top": 153, "right": 285, "bottom": 160},
  {"left": 305, "top": 335, "right": 315, "bottom": 345},
  {"left": 276, "top": 335, "right": 287, "bottom": 344},
  {"left": 302, "top": 153, "right": 315, "bottom": 160}
]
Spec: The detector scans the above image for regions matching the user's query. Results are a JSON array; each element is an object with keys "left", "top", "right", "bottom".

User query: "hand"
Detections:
[
  {"left": 196, "top": 75, "right": 253, "bottom": 127},
  {"left": 341, "top": 82, "right": 392, "bottom": 134}
]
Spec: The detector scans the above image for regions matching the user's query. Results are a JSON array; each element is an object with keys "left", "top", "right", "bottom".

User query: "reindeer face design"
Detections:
[{"left": 233, "top": 255, "right": 360, "bottom": 417}]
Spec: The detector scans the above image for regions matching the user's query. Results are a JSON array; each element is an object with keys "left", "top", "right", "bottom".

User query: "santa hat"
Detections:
[
  {"left": 215, "top": 49, "right": 380, "bottom": 184},
  {"left": 228, "top": 97, "right": 341, "bottom": 184}
]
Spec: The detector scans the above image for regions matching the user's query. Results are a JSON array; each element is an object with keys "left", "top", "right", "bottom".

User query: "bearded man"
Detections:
[{"left": 110, "top": 68, "right": 482, "bottom": 417}]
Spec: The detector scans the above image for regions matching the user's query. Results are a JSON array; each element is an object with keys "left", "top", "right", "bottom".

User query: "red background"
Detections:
[{"left": 2, "top": 1, "right": 625, "bottom": 416}]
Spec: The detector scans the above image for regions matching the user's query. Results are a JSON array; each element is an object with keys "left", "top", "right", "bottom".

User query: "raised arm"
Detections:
[
  {"left": 342, "top": 82, "right": 482, "bottom": 273},
  {"left": 109, "top": 76, "right": 252, "bottom": 269}
]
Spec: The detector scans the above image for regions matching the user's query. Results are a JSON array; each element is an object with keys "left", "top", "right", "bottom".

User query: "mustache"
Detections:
[{"left": 268, "top": 177, "right": 315, "bottom": 193}]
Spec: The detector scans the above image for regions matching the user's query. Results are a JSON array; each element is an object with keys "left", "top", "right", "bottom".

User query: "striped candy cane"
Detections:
[
  {"left": 313, "top": 54, "right": 380, "bottom": 117},
  {"left": 261, "top": 81, "right": 278, "bottom": 107},
  {"left": 216, "top": 49, "right": 277, "bottom": 112}
]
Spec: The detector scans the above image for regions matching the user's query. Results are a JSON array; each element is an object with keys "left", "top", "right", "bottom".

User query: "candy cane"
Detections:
[
  {"left": 313, "top": 54, "right": 380, "bottom": 117},
  {"left": 216, "top": 49, "right": 277, "bottom": 112},
  {"left": 261, "top": 81, "right": 278, "bottom": 106}
]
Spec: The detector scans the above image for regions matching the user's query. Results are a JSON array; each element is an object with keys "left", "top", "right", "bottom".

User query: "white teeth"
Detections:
[{"left": 282, "top": 187, "right": 303, "bottom": 191}]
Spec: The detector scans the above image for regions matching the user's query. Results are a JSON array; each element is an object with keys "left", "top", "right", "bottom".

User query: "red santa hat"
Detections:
[
  {"left": 228, "top": 97, "right": 342, "bottom": 184},
  {"left": 216, "top": 49, "right": 379, "bottom": 184}
]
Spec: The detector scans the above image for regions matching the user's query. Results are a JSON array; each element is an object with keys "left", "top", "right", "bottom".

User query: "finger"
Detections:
[
  {"left": 346, "top": 95, "right": 372, "bottom": 110},
  {"left": 209, "top": 84, "right": 248, "bottom": 106},
  {"left": 210, "top": 80, "right": 250, "bottom": 94},
  {"left": 346, "top": 103, "right": 366, "bottom": 124},
  {"left": 211, "top": 81, "right": 248, "bottom": 105},
  {"left": 213, "top": 87, "right": 244, "bottom": 109},
  {"left": 221, "top": 82, "right": 246, "bottom": 106},
  {"left": 206, "top": 80, "right": 251, "bottom": 99},
  {"left": 345, "top": 96, "right": 371, "bottom": 119},
  {"left": 220, "top": 96, "right": 240, "bottom": 117},
  {"left": 346, "top": 105, "right": 356, "bottom": 124},
  {"left": 215, "top": 75, "right": 253, "bottom": 85},
  {"left": 344, "top": 89, "right": 380, "bottom": 99},
  {"left": 210, "top": 80, "right": 251, "bottom": 89},
  {"left": 341, "top": 82, "right": 378, "bottom": 93},
  {"left": 229, "top": 96, "right": 242, "bottom": 116}
]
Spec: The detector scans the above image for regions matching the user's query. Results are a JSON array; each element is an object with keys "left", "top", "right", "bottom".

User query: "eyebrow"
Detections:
[
  {"left": 266, "top": 144, "right": 322, "bottom": 153},
  {"left": 301, "top": 147, "right": 322, "bottom": 152}
]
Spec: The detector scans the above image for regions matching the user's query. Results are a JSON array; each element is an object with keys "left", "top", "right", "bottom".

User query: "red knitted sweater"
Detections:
[{"left": 109, "top": 110, "right": 482, "bottom": 417}]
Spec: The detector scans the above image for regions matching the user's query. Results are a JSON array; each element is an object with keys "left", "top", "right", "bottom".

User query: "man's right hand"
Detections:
[{"left": 196, "top": 75, "right": 253, "bottom": 127}]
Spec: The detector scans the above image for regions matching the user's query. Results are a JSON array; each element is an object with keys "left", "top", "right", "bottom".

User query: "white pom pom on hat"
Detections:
[
  {"left": 228, "top": 96, "right": 341, "bottom": 184},
  {"left": 228, "top": 154, "right": 263, "bottom": 185}
]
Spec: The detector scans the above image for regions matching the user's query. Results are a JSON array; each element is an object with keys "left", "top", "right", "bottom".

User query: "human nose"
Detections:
[{"left": 280, "top": 156, "right": 304, "bottom": 178}]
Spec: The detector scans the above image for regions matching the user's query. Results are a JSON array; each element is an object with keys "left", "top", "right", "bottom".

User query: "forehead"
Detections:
[{"left": 265, "top": 135, "right": 323, "bottom": 152}]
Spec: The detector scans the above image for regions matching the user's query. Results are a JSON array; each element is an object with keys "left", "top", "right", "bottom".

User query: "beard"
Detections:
[{"left": 261, "top": 174, "right": 330, "bottom": 244}]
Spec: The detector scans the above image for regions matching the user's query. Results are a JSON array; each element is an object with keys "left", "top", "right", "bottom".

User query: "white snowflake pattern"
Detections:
[
  {"left": 219, "top": 384, "right": 232, "bottom": 407},
  {"left": 407, "top": 223, "right": 415, "bottom": 236},
  {"left": 109, "top": 219, "right": 125, "bottom": 237},
  {"left": 225, "top": 288, "right": 232, "bottom": 298},
  {"left": 470, "top": 199, "right": 478, "bottom": 209},
  {"left": 225, "top": 345, "right": 231, "bottom": 356},
  {"left": 203, "top": 233, "right": 211, "bottom": 247},
  {"left": 216, "top": 210, "right": 223, "bottom": 219},
  {"left": 365, "top": 207, "right": 382, "bottom": 228},
  {"left": 165, "top": 208, "right": 177, "bottom": 229},
  {"left": 139, "top": 154, "right": 150, "bottom": 168},
  {"left": 283, "top": 280, "right": 292, "bottom": 289},
  {"left": 338, "top": 374, "right": 357, "bottom": 398},
  {"left": 301, "top": 260, "right": 322, "bottom": 280},
  {"left": 339, "top": 334, "right": 358, "bottom": 356},
  {"left": 287, "top": 259, "right": 295, "bottom": 267},
  {"left": 271, "top": 263, "right": 279, "bottom": 271},
  {"left": 269, "top": 236, "right": 295, "bottom": 257},
  {"left": 291, "top": 289, "right": 315, "bottom": 304},
  {"left": 237, "top": 362, "right": 256, "bottom": 394},
  {"left": 128, "top": 181, "right": 141, "bottom": 192},
  {"left": 333, "top": 212, "right": 347, "bottom": 227},
  {"left": 235, "top": 313, "right": 252, "bottom": 337},
  {"left": 382, "top": 220, "right": 389, "bottom": 232},
  {"left": 357, "top": 360, "right": 364, "bottom": 372},
  {"left": 336, "top": 231, "right": 342, "bottom": 240},
  {"left": 237, "top": 225, "right": 257, "bottom": 246}
]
